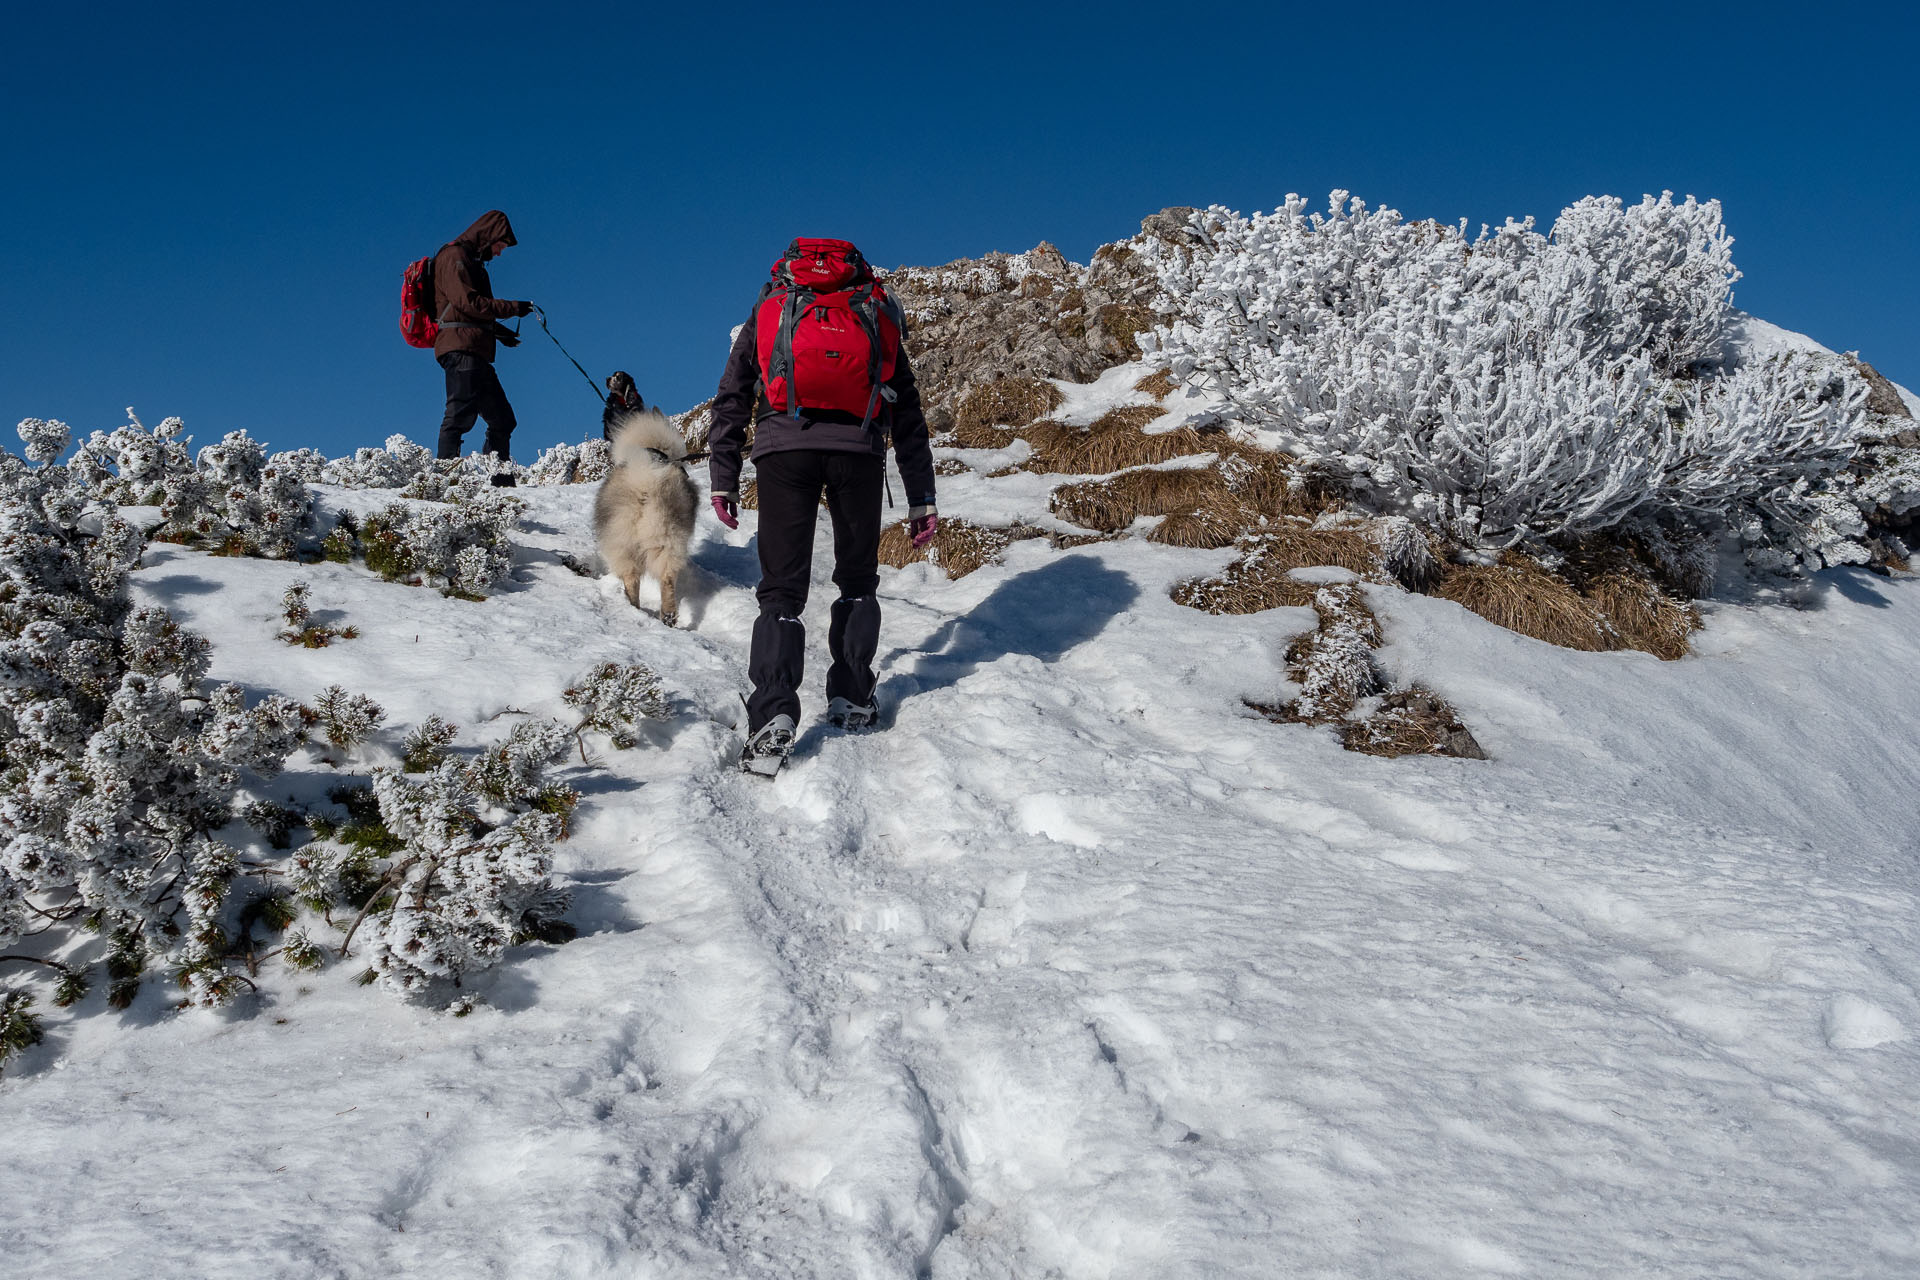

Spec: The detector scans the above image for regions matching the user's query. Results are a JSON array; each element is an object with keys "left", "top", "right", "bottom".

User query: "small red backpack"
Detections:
[
  {"left": 754, "top": 238, "right": 905, "bottom": 425},
  {"left": 399, "top": 255, "right": 439, "bottom": 348}
]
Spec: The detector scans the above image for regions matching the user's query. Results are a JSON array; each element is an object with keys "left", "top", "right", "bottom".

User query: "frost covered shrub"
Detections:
[
  {"left": 268, "top": 448, "right": 330, "bottom": 483},
  {"left": 399, "top": 460, "right": 494, "bottom": 504},
  {"left": 65, "top": 409, "right": 195, "bottom": 507},
  {"left": 159, "top": 429, "right": 312, "bottom": 558},
  {"left": 563, "top": 662, "right": 668, "bottom": 748},
  {"left": 321, "top": 434, "right": 439, "bottom": 489},
  {"left": 322, "top": 722, "right": 575, "bottom": 999},
  {"left": 526, "top": 439, "right": 613, "bottom": 486},
  {"left": 401, "top": 714, "right": 458, "bottom": 773},
  {"left": 0, "top": 433, "right": 308, "bottom": 1011},
  {"left": 1542, "top": 193, "right": 1738, "bottom": 373},
  {"left": 358, "top": 493, "right": 522, "bottom": 597},
  {"left": 1148, "top": 191, "right": 1872, "bottom": 567},
  {"left": 278, "top": 581, "right": 357, "bottom": 648},
  {"left": 313, "top": 685, "right": 384, "bottom": 757},
  {"left": 320, "top": 435, "right": 521, "bottom": 498}
]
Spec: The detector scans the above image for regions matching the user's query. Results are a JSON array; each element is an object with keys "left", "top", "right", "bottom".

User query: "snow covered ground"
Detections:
[{"left": 5, "top": 371, "right": 1920, "bottom": 1278}]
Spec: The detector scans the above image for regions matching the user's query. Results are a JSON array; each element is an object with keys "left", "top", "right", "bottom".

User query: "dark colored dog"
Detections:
[{"left": 603, "top": 371, "right": 646, "bottom": 440}]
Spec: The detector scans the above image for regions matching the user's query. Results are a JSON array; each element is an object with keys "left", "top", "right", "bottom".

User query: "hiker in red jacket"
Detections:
[
  {"left": 706, "top": 238, "right": 938, "bottom": 776},
  {"left": 433, "top": 210, "right": 533, "bottom": 480}
]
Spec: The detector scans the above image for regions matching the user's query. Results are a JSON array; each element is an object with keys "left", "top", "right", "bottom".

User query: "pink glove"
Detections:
[
  {"left": 711, "top": 494, "right": 739, "bottom": 530},
  {"left": 909, "top": 512, "right": 938, "bottom": 548}
]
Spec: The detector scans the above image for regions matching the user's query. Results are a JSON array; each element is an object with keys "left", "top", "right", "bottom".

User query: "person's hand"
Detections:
[
  {"left": 515, "top": 300, "right": 534, "bottom": 317},
  {"left": 711, "top": 494, "right": 739, "bottom": 530},
  {"left": 909, "top": 511, "right": 938, "bottom": 548}
]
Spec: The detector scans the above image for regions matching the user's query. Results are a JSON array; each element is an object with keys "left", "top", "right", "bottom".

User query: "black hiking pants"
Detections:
[
  {"left": 747, "top": 449, "right": 885, "bottom": 733},
  {"left": 437, "top": 352, "right": 517, "bottom": 461}
]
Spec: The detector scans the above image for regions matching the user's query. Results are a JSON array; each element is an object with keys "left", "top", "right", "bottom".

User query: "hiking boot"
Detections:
[
  {"left": 490, "top": 472, "right": 518, "bottom": 488},
  {"left": 740, "top": 714, "right": 796, "bottom": 777},
  {"left": 826, "top": 696, "right": 877, "bottom": 731}
]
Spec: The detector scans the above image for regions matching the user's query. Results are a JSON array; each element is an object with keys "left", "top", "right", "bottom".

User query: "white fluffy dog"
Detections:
[{"left": 594, "top": 410, "right": 699, "bottom": 626}]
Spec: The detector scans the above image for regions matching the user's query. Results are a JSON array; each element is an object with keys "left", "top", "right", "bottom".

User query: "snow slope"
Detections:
[{"left": 4, "top": 371, "right": 1920, "bottom": 1278}]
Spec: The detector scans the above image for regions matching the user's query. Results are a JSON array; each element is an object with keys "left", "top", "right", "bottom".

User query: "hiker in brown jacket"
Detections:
[{"left": 433, "top": 210, "right": 534, "bottom": 476}]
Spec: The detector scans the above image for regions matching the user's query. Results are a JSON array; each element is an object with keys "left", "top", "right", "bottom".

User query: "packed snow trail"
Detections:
[{"left": 5, "top": 455, "right": 1920, "bottom": 1276}]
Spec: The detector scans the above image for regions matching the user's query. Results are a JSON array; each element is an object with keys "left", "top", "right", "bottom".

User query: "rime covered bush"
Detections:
[
  {"left": 1, "top": 426, "right": 308, "bottom": 1014},
  {"left": 357, "top": 493, "right": 523, "bottom": 596},
  {"left": 526, "top": 439, "right": 613, "bottom": 486},
  {"left": 321, "top": 434, "right": 441, "bottom": 490},
  {"left": 158, "top": 429, "right": 313, "bottom": 557},
  {"left": 1147, "top": 191, "right": 1873, "bottom": 569},
  {"left": 563, "top": 662, "right": 668, "bottom": 748},
  {"left": 268, "top": 447, "right": 330, "bottom": 483},
  {"left": 320, "top": 434, "right": 523, "bottom": 498},
  {"left": 66, "top": 409, "right": 195, "bottom": 507},
  {"left": 310, "top": 720, "right": 576, "bottom": 999},
  {"left": 313, "top": 684, "right": 384, "bottom": 756}
]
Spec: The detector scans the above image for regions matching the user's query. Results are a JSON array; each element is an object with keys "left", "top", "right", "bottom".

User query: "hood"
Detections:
[{"left": 454, "top": 210, "right": 517, "bottom": 257}]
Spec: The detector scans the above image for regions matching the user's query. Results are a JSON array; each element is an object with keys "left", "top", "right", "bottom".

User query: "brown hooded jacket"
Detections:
[{"left": 432, "top": 210, "right": 527, "bottom": 362}]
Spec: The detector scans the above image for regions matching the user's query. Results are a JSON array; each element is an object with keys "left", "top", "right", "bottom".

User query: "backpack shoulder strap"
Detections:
[{"left": 757, "top": 283, "right": 818, "bottom": 415}]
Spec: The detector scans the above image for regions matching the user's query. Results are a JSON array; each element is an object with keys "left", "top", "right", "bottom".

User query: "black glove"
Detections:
[
  {"left": 515, "top": 300, "right": 534, "bottom": 317},
  {"left": 498, "top": 331, "right": 520, "bottom": 348}
]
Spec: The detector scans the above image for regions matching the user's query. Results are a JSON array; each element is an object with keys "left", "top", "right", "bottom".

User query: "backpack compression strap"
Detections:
[
  {"left": 765, "top": 284, "right": 817, "bottom": 415},
  {"left": 847, "top": 283, "right": 901, "bottom": 430}
]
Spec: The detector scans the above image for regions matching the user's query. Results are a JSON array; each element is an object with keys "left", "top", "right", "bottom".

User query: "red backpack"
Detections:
[
  {"left": 399, "top": 255, "right": 439, "bottom": 348},
  {"left": 754, "top": 238, "right": 905, "bottom": 426}
]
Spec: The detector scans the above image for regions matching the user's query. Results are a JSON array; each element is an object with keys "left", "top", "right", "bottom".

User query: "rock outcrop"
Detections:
[{"left": 879, "top": 209, "right": 1193, "bottom": 432}]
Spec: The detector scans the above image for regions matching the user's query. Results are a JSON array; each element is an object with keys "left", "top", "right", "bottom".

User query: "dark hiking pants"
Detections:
[
  {"left": 747, "top": 449, "right": 885, "bottom": 733},
  {"left": 437, "top": 352, "right": 517, "bottom": 461}
]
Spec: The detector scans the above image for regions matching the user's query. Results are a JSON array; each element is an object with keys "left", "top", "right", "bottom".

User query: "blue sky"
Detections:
[{"left": 3, "top": 1, "right": 1915, "bottom": 461}]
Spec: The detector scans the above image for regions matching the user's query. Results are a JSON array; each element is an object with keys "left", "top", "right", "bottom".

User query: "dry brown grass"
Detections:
[
  {"left": 1150, "top": 504, "right": 1264, "bottom": 549},
  {"left": 1437, "top": 558, "right": 1611, "bottom": 651},
  {"left": 1584, "top": 572, "right": 1699, "bottom": 661},
  {"left": 1094, "top": 303, "right": 1155, "bottom": 354},
  {"left": 877, "top": 518, "right": 1043, "bottom": 580},
  {"left": 1213, "top": 442, "right": 1339, "bottom": 519},
  {"left": 1088, "top": 404, "right": 1169, "bottom": 433},
  {"left": 950, "top": 420, "right": 1016, "bottom": 450},
  {"left": 739, "top": 477, "right": 758, "bottom": 510},
  {"left": 1342, "top": 687, "right": 1487, "bottom": 759},
  {"left": 1280, "top": 583, "right": 1385, "bottom": 723},
  {"left": 1171, "top": 527, "right": 1377, "bottom": 614},
  {"left": 1019, "top": 410, "right": 1216, "bottom": 476},
  {"left": 934, "top": 457, "right": 970, "bottom": 476},
  {"left": 1435, "top": 553, "right": 1698, "bottom": 659},
  {"left": 1047, "top": 530, "right": 1121, "bottom": 550},
  {"left": 1051, "top": 467, "right": 1228, "bottom": 532},
  {"left": 953, "top": 377, "right": 1062, "bottom": 440},
  {"left": 1134, "top": 368, "right": 1178, "bottom": 400},
  {"left": 1052, "top": 451, "right": 1337, "bottom": 550}
]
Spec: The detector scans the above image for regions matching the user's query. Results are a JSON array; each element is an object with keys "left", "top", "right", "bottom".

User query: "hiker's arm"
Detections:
[
  {"left": 887, "top": 350, "right": 937, "bottom": 516},
  {"left": 707, "top": 319, "right": 759, "bottom": 499},
  {"left": 445, "top": 255, "right": 524, "bottom": 322}
]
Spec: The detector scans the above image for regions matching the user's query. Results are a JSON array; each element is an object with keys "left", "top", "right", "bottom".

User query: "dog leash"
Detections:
[{"left": 527, "top": 306, "right": 607, "bottom": 406}]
